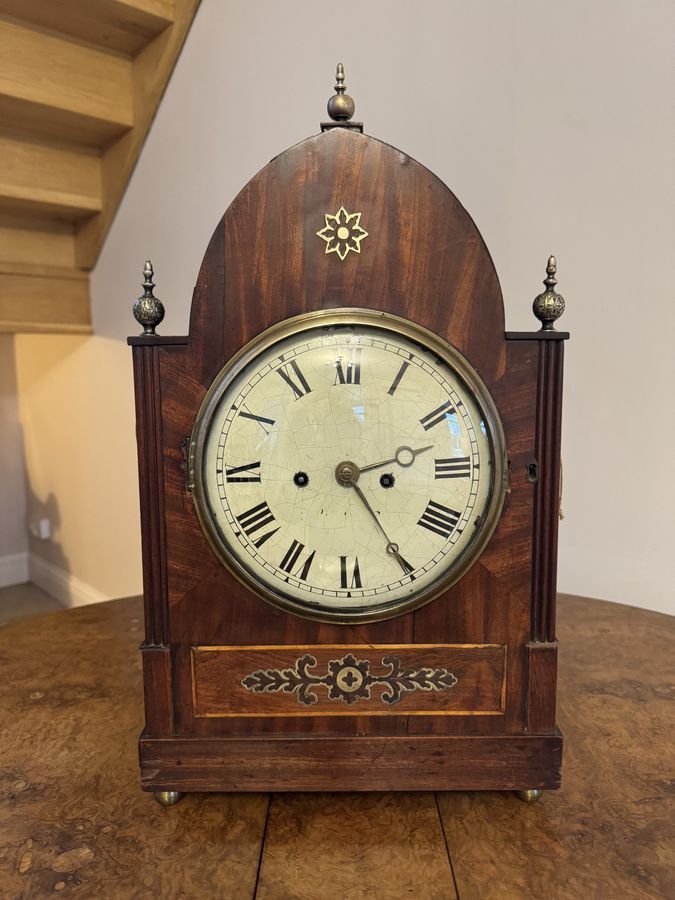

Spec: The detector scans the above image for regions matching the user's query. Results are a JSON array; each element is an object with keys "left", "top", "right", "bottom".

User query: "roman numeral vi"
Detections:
[{"left": 339, "top": 556, "right": 362, "bottom": 589}]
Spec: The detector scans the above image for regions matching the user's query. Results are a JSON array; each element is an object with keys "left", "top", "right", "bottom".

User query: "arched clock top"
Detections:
[{"left": 186, "top": 126, "right": 507, "bottom": 387}]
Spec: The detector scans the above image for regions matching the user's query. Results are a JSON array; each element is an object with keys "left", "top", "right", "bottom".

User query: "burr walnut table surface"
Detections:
[{"left": 0, "top": 595, "right": 673, "bottom": 900}]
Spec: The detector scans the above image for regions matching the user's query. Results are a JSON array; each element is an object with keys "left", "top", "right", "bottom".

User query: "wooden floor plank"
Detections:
[
  {"left": 437, "top": 595, "right": 675, "bottom": 900},
  {"left": 0, "top": 597, "right": 268, "bottom": 899},
  {"left": 255, "top": 792, "right": 458, "bottom": 899}
]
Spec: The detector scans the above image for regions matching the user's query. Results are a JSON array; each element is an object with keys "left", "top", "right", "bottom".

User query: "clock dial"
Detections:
[{"left": 192, "top": 310, "right": 506, "bottom": 621}]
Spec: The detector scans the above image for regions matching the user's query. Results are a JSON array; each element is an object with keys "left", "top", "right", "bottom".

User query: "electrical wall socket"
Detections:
[{"left": 29, "top": 517, "right": 51, "bottom": 540}]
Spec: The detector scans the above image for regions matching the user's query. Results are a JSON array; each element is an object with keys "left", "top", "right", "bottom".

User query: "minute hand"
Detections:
[
  {"left": 350, "top": 483, "right": 413, "bottom": 576},
  {"left": 359, "top": 444, "right": 434, "bottom": 474}
]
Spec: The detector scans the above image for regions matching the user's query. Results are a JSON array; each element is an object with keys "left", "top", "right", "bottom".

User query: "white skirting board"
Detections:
[
  {"left": 28, "top": 554, "right": 109, "bottom": 607},
  {"left": 0, "top": 552, "right": 29, "bottom": 588}
]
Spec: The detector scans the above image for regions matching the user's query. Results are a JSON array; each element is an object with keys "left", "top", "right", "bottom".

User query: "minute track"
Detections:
[{"left": 197, "top": 314, "right": 502, "bottom": 620}]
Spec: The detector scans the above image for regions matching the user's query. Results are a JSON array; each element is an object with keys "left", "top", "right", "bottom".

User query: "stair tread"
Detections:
[
  {"left": 0, "top": 0, "right": 173, "bottom": 56},
  {"left": 0, "top": 264, "right": 91, "bottom": 333},
  {"left": 0, "top": 183, "right": 102, "bottom": 219},
  {"left": 0, "top": 0, "right": 201, "bottom": 334},
  {"left": 0, "top": 17, "right": 133, "bottom": 145},
  {"left": 0, "top": 213, "right": 76, "bottom": 270},
  {"left": 0, "top": 261, "right": 89, "bottom": 278},
  {"left": 0, "top": 131, "right": 102, "bottom": 220}
]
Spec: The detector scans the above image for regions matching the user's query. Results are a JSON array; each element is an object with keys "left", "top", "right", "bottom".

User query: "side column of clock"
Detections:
[
  {"left": 130, "top": 337, "right": 185, "bottom": 737},
  {"left": 507, "top": 330, "right": 568, "bottom": 736},
  {"left": 129, "top": 331, "right": 566, "bottom": 792}
]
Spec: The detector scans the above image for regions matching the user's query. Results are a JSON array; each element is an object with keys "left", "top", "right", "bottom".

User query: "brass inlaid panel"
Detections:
[{"left": 191, "top": 644, "right": 506, "bottom": 717}]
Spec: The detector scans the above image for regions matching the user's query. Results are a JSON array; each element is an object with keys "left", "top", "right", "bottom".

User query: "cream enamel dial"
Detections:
[{"left": 191, "top": 310, "right": 507, "bottom": 622}]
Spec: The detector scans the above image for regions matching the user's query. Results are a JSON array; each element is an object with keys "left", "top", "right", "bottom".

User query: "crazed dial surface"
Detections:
[{"left": 193, "top": 312, "right": 506, "bottom": 621}]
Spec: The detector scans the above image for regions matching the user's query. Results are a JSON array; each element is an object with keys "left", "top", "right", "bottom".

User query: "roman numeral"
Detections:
[
  {"left": 334, "top": 348, "right": 362, "bottom": 385},
  {"left": 236, "top": 502, "right": 279, "bottom": 547},
  {"left": 225, "top": 461, "right": 261, "bottom": 483},
  {"left": 387, "top": 361, "right": 410, "bottom": 396},
  {"left": 434, "top": 456, "right": 471, "bottom": 479},
  {"left": 279, "top": 540, "right": 315, "bottom": 581},
  {"left": 419, "top": 400, "right": 455, "bottom": 431},
  {"left": 339, "top": 556, "right": 362, "bottom": 589},
  {"left": 238, "top": 407, "right": 275, "bottom": 434},
  {"left": 277, "top": 360, "right": 312, "bottom": 399},
  {"left": 417, "top": 500, "right": 461, "bottom": 538}
]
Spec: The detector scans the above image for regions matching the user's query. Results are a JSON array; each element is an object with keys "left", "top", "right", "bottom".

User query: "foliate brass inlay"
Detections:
[
  {"left": 316, "top": 207, "right": 368, "bottom": 260},
  {"left": 241, "top": 652, "right": 458, "bottom": 707}
]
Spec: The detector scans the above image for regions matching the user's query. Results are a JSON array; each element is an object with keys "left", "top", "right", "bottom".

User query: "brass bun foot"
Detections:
[
  {"left": 153, "top": 790, "right": 183, "bottom": 807},
  {"left": 515, "top": 788, "right": 543, "bottom": 803}
]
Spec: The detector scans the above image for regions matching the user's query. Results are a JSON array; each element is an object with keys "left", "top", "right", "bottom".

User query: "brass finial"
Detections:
[
  {"left": 532, "top": 255, "right": 565, "bottom": 331},
  {"left": 327, "top": 63, "right": 355, "bottom": 122},
  {"left": 133, "top": 259, "right": 165, "bottom": 334}
]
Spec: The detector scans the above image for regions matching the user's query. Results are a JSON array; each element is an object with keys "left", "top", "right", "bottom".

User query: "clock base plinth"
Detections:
[
  {"left": 515, "top": 788, "right": 544, "bottom": 803},
  {"left": 140, "top": 732, "right": 562, "bottom": 794},
  {"left": 153, "top": 790, "right": 184, "bottom": 807}
]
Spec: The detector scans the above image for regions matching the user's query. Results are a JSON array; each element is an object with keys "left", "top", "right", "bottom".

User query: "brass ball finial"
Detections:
[
  {"left": 532, "top": 255, "right": 565, "bottom": 331},
  {"left": 133, "top": 259, "right": 165, "bottom": 334},
  {"left": 327, "top": 63, "right": 355, "bottom": 122}
]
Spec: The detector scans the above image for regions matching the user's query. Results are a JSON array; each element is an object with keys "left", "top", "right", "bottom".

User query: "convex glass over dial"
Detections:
[{"left": 191, "top": 310, "right": 507, "bottom": 622}]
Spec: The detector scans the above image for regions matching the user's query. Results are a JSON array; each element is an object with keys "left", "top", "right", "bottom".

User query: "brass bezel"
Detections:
[{"left": 190, "top": 308, "right": 508, "bottom": 624}]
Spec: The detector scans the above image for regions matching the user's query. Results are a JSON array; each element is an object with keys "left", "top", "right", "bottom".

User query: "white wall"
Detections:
[
  {"left": 18, "top": 0, "right": 675, "bottom": 613},
  {"left": 0, "top": 335, "right": 28, "bottom": 585},
  {"left": 14, "top": 334, "right": 137, "bottom": 604}
]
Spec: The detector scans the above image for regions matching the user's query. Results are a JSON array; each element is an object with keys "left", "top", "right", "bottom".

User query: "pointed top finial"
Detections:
[
  {"left": 143, "top": 259, "right": 154, "bottom": 289},
  {"left": 327, "top": 62, "right": 355, "bottom": 122},
  {"left": 544, "top": 255, "right": 557, "bottom": 290},
  {"left": 133, "top": 258, "right": 165, "bottom": 335},
  {"left": 532, "top": 254, "right": 565, "bottom": 331}
]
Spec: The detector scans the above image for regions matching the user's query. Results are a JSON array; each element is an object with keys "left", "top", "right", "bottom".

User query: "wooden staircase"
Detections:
[{"left": 0, "top": 0, "right": 201, "bottom": 333}]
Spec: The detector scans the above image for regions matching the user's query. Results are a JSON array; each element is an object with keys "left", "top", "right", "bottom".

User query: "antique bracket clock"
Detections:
[{"left": 129, "top": 65, "right": 568, "bottom": 806}]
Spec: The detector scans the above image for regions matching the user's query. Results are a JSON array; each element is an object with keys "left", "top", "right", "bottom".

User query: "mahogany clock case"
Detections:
[{"left": 129, "top": 125, "right": 567, "bottom": 793}]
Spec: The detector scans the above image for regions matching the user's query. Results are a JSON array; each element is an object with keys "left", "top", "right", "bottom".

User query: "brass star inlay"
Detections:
[{"left": 316, "top": 206, "right": 368, "bottom": 261}]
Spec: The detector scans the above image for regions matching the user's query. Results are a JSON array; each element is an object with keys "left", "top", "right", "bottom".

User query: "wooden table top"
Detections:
[{"left": 1, "top": 594, "right": 673, "bottom": 899}]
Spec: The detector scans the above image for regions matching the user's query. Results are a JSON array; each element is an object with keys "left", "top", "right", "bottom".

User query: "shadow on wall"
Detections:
[
  {"left": 0, "top": 334, "right": 71, "bottom": 601},
  {"left": 0, "top": 334, "right": 29, "bottom": 579},
  {"left": 25, "top": 484, "right": 73, "bottom": 603},
  {"left": 1, "top": 337, "right": 73, "bottom": 603},
  {"left": 20, "top": 419, "right": 109, "bottom": 608},
  {"left": 13, "top": 333, "right": 142, "bottom": 604}
]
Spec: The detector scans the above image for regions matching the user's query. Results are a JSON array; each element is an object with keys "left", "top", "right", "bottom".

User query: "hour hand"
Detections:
[{"left": 359, "top": 445, "right": 433, "bottom": 474}]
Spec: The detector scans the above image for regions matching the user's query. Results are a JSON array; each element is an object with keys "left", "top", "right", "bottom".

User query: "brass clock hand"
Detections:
[
  {"left": 359, "top": 444, "right": 434, "bottom": 474},
  {"left": 334, "top": 461, "right": 415, "bottom": 576},
  {"left": 350, "top": 482, "right": 413, "bottom": 576}
]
